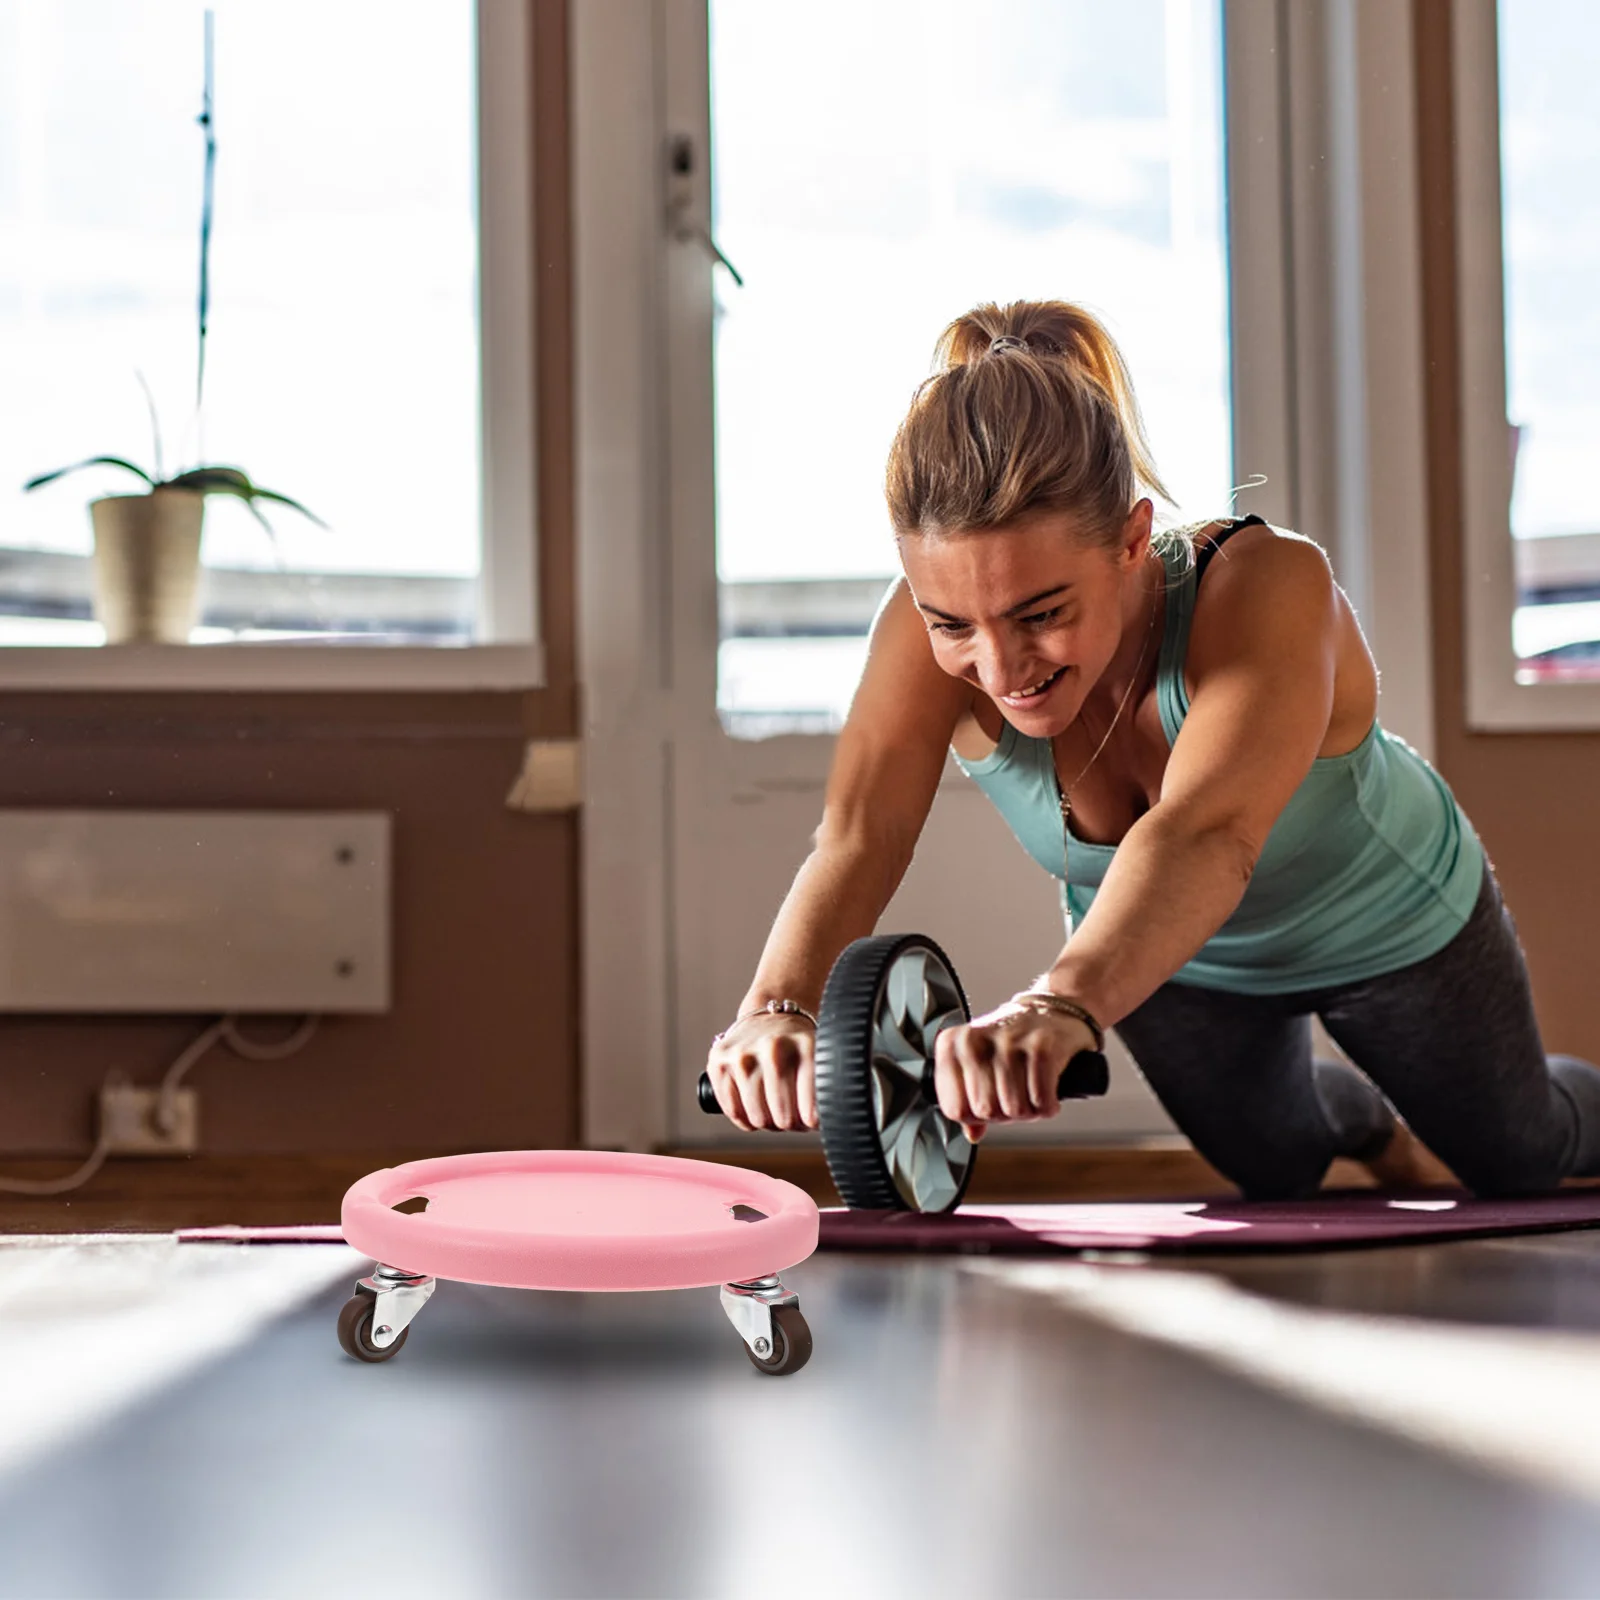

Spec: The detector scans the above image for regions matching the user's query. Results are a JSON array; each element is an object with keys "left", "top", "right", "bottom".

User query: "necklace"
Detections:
[{"left": 1054, "top": 554, "right": 1161, "bottom": 930}]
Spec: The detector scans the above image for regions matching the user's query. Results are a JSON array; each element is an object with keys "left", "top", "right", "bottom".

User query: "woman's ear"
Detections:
[{"left": 1120, "top": 498, "right": 1155, "bottom": 569}]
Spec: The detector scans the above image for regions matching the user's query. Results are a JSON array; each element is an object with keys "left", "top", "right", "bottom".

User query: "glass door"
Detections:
[
  {"left": 709, "top": 0, "right": 1232, "bottom": 735},
  {"left": 663, "top": 0, "right": 1237, "bottom": 1146}
]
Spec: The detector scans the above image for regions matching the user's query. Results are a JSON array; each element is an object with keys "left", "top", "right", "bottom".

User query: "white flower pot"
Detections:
[{"left": 89, "top": 490, "right": 205, "bottom": 645}]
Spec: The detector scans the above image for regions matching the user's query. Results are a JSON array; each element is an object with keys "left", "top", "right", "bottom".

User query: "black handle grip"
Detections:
[
  {"left": 696, "top": 1050, "right": 1109, "bottom": 1117},
  {"left": 1056, "top": 1048, "right": 1110, "bottom": 1100}
]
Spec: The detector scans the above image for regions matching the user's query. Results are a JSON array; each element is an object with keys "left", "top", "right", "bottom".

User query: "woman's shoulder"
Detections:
[
  {"left": 1180, "top": 518, "right": 1378, "bottom": 753},
  {"left": 1179, "top": 518, "right": 1341, "bottom": 684},
  {"left": 1184, "top": 519, "right": 1333, "bottom": 617},
  {"left": 1185, "top": 515, "right": 1309, "bottom": 574}
]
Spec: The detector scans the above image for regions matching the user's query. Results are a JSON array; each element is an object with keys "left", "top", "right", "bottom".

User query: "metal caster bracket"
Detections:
[
  {"left": 357, "top": 1265, "right": 437, "bottom": 1350},
  {"left": 719, "top": 1275, "right": 797, "bottom": 1360}
]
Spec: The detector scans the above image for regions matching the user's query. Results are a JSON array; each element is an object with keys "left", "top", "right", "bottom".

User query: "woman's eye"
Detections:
[
  {"left": 1020, "top": 608, "right": 1063, "bottom": 628},
  {"left": 929, "top": 621, "right": 970, "bottom": 637}
]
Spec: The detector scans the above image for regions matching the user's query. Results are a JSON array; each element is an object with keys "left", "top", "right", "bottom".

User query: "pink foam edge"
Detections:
[{"left": 339, "top": 1149, "right": 819, "bottom": 1292}]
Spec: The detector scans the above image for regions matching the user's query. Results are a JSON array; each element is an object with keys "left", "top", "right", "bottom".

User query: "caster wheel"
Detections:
[
  {"left": 337, "top": 1289, "right": 409, "bottom": 1363},
  {"left": 745, "top": 1305, "right": 813, "bottom": 1376},
  {"left": 816, "top": 933, "right": 975, "bottom": 1213}
]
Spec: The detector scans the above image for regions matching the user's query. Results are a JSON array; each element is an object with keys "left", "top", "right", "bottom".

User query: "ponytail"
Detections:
[{"left": 886, "top": 299, "right": 1174, "bottom": 549}]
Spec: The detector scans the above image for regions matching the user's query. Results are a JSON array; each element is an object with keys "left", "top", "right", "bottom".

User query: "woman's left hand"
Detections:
[{"left": 933, "top": 1005, "right": 1101, "bottom": 1143}]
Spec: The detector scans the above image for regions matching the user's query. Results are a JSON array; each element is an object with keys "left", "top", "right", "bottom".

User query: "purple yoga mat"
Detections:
[{"left": 817, "top": 1190, "right": 1600, "bottom": 1255}]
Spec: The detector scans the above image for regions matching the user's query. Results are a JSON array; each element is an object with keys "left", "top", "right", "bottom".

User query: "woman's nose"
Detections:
[{"left": 970, "top": 631, "right": 1023, "bottom": 694}]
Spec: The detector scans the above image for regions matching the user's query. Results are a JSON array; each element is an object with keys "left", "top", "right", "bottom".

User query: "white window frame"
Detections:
[
  {"left": 0, "top": 0, "right": 542, "bottom": 693},
  {"left": 575, "top": 0, "right": 1439, "bottom": 1149},
  {"left": 1454, "top": 0, "right": 1600, "bottom": 730},
  {"left": 1229, "top": 0, "right": 1436, "bottom": 761}
]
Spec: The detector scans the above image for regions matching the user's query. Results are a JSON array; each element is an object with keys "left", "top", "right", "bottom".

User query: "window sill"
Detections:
[
  {"left": 1466, "top": 671, "right": 1600, "bottom": 732},
  {"left": 0, "top": 641, "right": 547, "bottom": 692}
]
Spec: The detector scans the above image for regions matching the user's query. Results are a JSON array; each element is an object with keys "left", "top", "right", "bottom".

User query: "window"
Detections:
[
  {"left": 0, "top": 0, "right": 537, "bottom": 686},
  {"left": 707, "top": 0, "right": 1232, "bottom": 736},
  {"left": 1498, "top": 0, "right": 1600, "bottom": 682},
  {"left": 1458, "top": 0, "right": 1600, "bottom": 726}
]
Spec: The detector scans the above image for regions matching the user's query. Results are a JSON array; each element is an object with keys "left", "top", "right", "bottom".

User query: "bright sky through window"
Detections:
[
  {"left": 0, "top": 1, "right": 479, "bottom": 588},
  {"left": 708, "top": 0, "right": 1231, "bottom": 726},
  {"left": 1500, "top": 0, "right": 1600, "bottom": 546},
  {"left": 1499, "top": 0, "right": 1600, "bottom": 674}
]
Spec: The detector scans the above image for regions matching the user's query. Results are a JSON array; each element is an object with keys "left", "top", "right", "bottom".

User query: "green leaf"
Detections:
[
  {"left": 162, "top": 467, "right": 324, "bottom": 531},
  {"left": 248, "top": 487, "right": 328, "bottom": 529},
  {"left": 165, "top": 466, "right": 254, "bottom": 494},
  {"left": 23, "top": 456, "right": 155, "bottom": 493},
  {"left": 242, "top": 496, "right": 278, "bottom": 540}
]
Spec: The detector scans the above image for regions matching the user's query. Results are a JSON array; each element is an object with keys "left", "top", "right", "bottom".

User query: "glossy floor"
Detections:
[{"left": 5, "top": 1236, "right": 1600, "bottom": 1597}]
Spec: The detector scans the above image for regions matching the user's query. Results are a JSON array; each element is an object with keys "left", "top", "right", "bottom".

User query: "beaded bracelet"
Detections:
[{"left": 712, "top": 997, "right": 819, "bottom": 1046}]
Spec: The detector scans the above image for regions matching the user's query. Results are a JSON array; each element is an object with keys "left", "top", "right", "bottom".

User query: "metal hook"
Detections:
[{"left": 666, "top": 135, "right": 745, "bottom": 287}]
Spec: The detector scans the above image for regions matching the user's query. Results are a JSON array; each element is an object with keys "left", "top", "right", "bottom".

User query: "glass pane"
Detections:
[
  {"left": 709, "top": 0, "right": 1231, "bottom": 736},
  {"left": 0, "top": 0, "right": 479, "bottom": 644},
  {"left": 1499, "top": 0, "right": 1600, "bottom": 683}
]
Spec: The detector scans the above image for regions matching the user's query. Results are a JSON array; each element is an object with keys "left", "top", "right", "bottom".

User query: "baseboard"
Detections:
[
  {"left": 0, "top": 1145, "right": 1385, "bottom": 1233},
  {"left": 0, "top": 1153, "right": 426, "bottom": 1234}
]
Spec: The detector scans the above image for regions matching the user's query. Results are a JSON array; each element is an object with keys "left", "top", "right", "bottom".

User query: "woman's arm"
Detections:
[
  {"left": 1040, "top": 532, "right": 1342, "bottom": 1023},
  {"left": 738, "top": 577, "right": 970, "bottom": 1010},
  {"left": 708, "top": 577, "right": 972, "bottom": 1129},
  {"left": 931, "top": 531, "right": 1346, "bottom": 1138}
]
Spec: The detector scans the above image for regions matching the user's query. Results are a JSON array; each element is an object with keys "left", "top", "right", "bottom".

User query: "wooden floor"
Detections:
[{"left": 6, "top": 1235, "right": 1600, "bottom": 1598}]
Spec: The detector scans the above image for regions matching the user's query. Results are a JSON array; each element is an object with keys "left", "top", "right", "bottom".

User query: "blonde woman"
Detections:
[{"left": 703, "top": 300, "right": 1600, "bottom": 1200}]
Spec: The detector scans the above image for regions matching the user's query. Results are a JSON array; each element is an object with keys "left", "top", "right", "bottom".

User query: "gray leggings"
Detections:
[{"left": 1114, "top": 860, "right": 1600, "bottom": 1199}]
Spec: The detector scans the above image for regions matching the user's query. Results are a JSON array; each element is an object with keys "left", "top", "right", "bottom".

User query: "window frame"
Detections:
[
  {"left": 0, "top": 0, "right": 542, "bottom": 693},
  {"left": 1454, "top": 0, "right": 1600, "bottom": 730}
]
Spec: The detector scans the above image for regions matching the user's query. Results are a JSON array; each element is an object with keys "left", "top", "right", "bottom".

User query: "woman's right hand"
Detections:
[{"left": 704, "top": 1013, "right": 818, "bottom": 1132}]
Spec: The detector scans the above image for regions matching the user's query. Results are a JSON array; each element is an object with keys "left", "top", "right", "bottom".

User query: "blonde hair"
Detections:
[{"left": 885, "top": 300, "right": 1176, "bottom": 553}]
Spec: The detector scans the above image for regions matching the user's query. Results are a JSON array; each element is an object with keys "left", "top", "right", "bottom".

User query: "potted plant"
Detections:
[
  {"left": 23, "top": 455, "right": 321, "bottom": 646},
  {"left": 20, "top": 13, "right": 322, "bottom": 645}
]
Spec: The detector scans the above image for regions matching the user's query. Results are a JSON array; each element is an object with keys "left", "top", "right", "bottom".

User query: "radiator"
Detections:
[{"left": 0, "top": 811, "right": 390, "bottom": 1013}]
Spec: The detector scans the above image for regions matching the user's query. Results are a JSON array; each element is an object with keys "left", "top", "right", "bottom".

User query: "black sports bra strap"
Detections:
[{"left": 1194, "top": 514, "right": 1268, "bottom": 587}]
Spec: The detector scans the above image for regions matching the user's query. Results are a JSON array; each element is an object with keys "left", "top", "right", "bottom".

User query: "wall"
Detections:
[
  {"left": 1415, "top": 0, "right": 1600, "bottom": 1064},
  {"left": 0, "top": 0, "right": 578, "bottom": 1165}
]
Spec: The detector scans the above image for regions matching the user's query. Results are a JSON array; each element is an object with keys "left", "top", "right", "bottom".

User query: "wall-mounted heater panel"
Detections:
[{"left": 0, "top": 811, "right": 390, "bottom": 1013}]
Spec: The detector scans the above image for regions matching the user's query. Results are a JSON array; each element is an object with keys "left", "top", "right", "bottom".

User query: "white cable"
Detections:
[
  {"left": 0, "top": 1014, "right": 320, "bottom": 1197},
  {"left": 152, "top": 1019, "right": 229, "bottom": 1132},
  {"left": 0, "top": 1128, "right": 116, "bottom": 1198},
  {"left": 155, "top": 1016, "right": 318, "bottom": 1131}
]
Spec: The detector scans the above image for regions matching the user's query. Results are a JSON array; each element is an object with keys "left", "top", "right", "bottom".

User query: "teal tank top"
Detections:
[{"left": 951, "top": 535, "right": 1485, "bottom": 995}]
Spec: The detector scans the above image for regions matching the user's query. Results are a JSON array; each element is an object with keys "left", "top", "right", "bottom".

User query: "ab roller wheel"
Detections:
[{"left": 697, "top": 933, "right": 1111, "bottom": 1214}]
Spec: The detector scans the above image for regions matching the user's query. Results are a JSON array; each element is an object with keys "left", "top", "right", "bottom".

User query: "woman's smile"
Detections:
[{"left": 995, "top": 662, "right": 1069, "bottom": 710}]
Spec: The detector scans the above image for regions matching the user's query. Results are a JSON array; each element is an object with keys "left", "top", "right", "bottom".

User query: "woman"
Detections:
[{"left": 702, "top": 299, "right": 1600, "bottom": 1200}]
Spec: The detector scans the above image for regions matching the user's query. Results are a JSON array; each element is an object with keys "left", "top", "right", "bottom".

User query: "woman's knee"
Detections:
[
  {"left": 1451, "top": 1057, "right": 1600, "bottom": 1196},
  {"left": 1444, "top": 1127, "right": 1569, "bottom": 1198},
  {"left": 1453, "top": 1155, "right": 1565, "bottom": 1200},
  {"left": 1205, "top": 1143, "right": 1331, "bottom": 1202}
]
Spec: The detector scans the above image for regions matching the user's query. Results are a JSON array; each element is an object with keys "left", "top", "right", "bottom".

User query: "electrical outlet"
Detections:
[{"left": 99, "top": 1085, "right": 199, "bottom": 1156}]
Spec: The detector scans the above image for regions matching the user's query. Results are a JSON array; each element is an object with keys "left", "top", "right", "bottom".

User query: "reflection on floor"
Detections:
[
  {"left": 1188, "top": 1231, "right": 1600, "bottom": 1330},
  {"left": 5, "top": 1234, "right": 1600, "bottom": 1598},
  {"left": 0, "top": 1234, "right": 361, "bottom": 1480}
]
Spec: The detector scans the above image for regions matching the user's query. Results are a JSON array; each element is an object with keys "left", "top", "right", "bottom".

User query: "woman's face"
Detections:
[{"left": 899, "top": 502, "right": 1153, "bottom": 739}]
